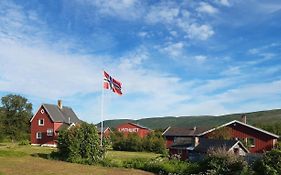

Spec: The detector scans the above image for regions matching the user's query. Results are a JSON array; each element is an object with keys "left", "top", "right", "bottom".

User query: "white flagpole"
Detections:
[{"left": 100, "top": 71, "right": 105, "bottom": 147}]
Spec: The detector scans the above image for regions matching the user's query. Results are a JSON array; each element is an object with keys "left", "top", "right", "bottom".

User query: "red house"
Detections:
[
  {"left": 199, "top": 120, "right": 279, "bottom": 153},
  {"left": 163, "top": 118, "right": 279, "bottom": 153},
  {"left": 30, "top": 100, "right": 80, "bottom": 147},
  {"left": 98, "top": 126, "right": 112, "bottom": 138},
  {"left": 116, "top": 122, "right": 152, "bottom": 138}
]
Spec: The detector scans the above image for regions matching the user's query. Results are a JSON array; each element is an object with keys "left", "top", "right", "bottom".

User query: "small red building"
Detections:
[
  {"left": 200, "top": 120, "right": 279, "bottom": 153},
  {"left": 116, "top": 122, "right": 152, "bottom": 138},
  {"left": 30, "top": 100, "right": 80, "bottom": 147},
  {"left": 98, "top": 127, "right": 112, "bottom": 138},
  {"left": 163, "top": 119, "right": 279, "bottom": 153}
]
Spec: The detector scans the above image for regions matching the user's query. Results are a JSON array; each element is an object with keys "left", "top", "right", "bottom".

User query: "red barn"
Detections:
[
  {"left": 116, "top": 123, "right": 152, "bottom": 138},
  {"left": 163, "top": 119, "right": 279, "bottom": 153},
  {"left": 98, "top": 127, "right": 112, "bottom": 138},
  {"left": 200, "top": 120, "right": 279, "bottom": 153},
  {"left": 30, "top": 100, "right": 80, "bottom": 147}
]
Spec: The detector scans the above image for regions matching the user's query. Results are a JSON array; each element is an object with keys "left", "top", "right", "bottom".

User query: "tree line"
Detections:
[{"left": 0, "top": 94, "right": 32, "bottom": 142}]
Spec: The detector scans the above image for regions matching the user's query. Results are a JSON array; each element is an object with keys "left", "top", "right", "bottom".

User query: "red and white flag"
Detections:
[{"left": 103, "top": 71, "right": 122, "bottom": 95}]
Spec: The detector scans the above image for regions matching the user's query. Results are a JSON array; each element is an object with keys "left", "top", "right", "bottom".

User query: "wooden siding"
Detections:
[
  {"left": 30, "top": 106, "right": 56, "bottom": 145},
  {"left": 116, "top": 123, "right": 151, "bottom": 138},
  {"left": 205, "top": 122, "right": 277, "bottom": 153}
]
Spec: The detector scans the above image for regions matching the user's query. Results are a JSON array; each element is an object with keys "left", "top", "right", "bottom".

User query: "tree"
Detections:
[
  {"left": 57, "top": 122, "right": 105, "bottom": 164},
  {"left": 0, "top": 94, "right": 32, "bottom": 141}
]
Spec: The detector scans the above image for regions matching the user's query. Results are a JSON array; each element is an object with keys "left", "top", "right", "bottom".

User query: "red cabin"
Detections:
[
  {"left": 30, "top": 100, "right": 80, "bottom": 147},
  {"left": 98, "top": 126, "right": 112, "bottom": 138},
  {"left": 200, "top": 120, "right": 279, "bottom": 153},
  {"left": 163, "top": 119, "right": 279, "bottom": 153},
  {"left": 116, "top": 122, "right": 152, "bottom": 138}
]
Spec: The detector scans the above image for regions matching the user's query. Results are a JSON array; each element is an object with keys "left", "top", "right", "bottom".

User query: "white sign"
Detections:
[{"left": 119, "top": 128, "right": 139, "bottom": 133}]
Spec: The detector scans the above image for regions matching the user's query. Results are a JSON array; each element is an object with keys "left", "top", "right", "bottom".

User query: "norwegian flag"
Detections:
[{"left": 103, "top": 71, "right": 122, "bottom": 95}]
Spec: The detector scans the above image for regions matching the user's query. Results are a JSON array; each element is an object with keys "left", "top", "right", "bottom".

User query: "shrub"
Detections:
[
  {"left": 18, "top": 139, "right": 30, "bottom": 146},
  {"left": 56, "top": 122, "right": 105, "bottom": 164},
  {"left": 199, "top": 147, "right": 249, "bottom": 175},
  {"left": 253, "top": 149, "right": 281, "bottom": 175}
]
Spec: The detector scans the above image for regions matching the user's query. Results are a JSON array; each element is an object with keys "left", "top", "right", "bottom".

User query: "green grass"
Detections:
[
  {"left": 0, "top": 143, "right": 153, "bottom": 175},
  {"left": 107, "top": 150, "right": 160, "bottom": 161}
]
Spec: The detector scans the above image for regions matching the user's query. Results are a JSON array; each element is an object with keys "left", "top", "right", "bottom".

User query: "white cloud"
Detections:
[
  {"left": 196, "top": 2, "right": 218, "bottom": 15},
  {"left": 145, "top": 4, "right": 179, "bottom": 24},
  {"left": 186, "top": 24, "right": 214, "bottom": 40},
  {"left": 159, "top": 42, "right": 185, "bottom": 58},
  {"left": 216, "top": 0, "right": 231, "bottom": 7},
  {"left": 194, "top": 55, "right": 207, "bottom": 64},
  {"left": 75, "top": 0, "right": 143, "bottom": 20}
]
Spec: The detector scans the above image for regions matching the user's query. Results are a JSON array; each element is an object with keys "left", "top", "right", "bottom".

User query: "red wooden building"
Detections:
[
  {"left": 30, "top": 100, "right": 80, "bottom": 147},
  {"left": 116, "top": 122, "right": 152, "bottom": 138},
  {"left": 98, "top": 126, "right": 112, "bottom": 138},
  {"left": 200, "top": 120, "right": 279, "bottom": 153},
  {"left": 163, "top": 118, "right": 279, "bottom": 153}
]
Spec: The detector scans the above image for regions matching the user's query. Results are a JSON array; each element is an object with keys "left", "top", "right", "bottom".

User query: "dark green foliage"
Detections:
[
  {"left": 253, "top": 149, "right": 281, "bottom": 175},
  {"left": 56, "top": 122, "right": 105, "bottom": 164},
  {"left": 120, "top": 157, "right": 199, "bottom": 175},
  {"left": 101, "top": 109, "right": 281, "bottom": 131},
  {"left": 0, "top": 94, "right": 32, "bottom": 141},
  {"left": 198, "top": 147, "right": 249, "bottom": 175},
  {"left": 111, "top": 131, "right": 166, "bottom": 154}
]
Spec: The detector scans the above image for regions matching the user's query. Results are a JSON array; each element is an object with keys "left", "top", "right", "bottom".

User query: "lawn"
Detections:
[{"left": 0, "top": 143, "right": 154, "bottom": 175}]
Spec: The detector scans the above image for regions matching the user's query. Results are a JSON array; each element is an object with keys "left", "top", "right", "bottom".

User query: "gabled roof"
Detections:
[
  {"left": 162, "top": 127, "right": 210, "bottom": 137},
  {"left": 97, "top": 127, "right": 112, "bottom": 133},
  {"left": 118, "top": 122, "right": 152, "bottom": 130},
  {"left": 194, "top": 138, "right": 249, "bottom": 153},
  {"left": 30, "top": 103, "right": 80, "bottom": 124},
  {"left": 198, "top": 120, "right": 280, "bottom": 138}
]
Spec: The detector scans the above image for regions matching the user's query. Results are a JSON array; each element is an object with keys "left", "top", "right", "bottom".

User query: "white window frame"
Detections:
[
  {"left": 36, "top": 132, "right": 42, "bottom": 139},
  {"left": 40, "top": 109, "right": 44, "bottom": 114},
  {"left": 38, "top": 119, "right": 44, "bottom": 126},
  {"left": 248, "top": 138, "right": 255, "bottom": 148},
  {"left": 47, "top": 129, "right": 53, "bottom": 136}
]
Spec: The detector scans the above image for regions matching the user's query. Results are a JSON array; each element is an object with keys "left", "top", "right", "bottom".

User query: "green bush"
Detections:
[
  {"left": 253, "top": 149, "right": 281, "bottom": 175},
  {"left": 198, "top": 147, "right": 249, "bottom": 175},
  {"left": 18, "top": 139, "right": 30, "bottom": 146},
  {"left": 111, "top": 131, "right": 166, "bottom": 154},
  {"left": 56, "top": 122, "right": 105, "bottom": 165}
]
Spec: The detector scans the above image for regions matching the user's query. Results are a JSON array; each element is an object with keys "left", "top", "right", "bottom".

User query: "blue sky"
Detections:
[{"left": 0, "top": 0, "right": 281, "bottom": 123}]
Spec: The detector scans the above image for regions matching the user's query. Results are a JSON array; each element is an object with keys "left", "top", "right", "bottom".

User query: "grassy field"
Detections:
[{"left": 0, "top": 143, "right": 155, "bottom": 175}]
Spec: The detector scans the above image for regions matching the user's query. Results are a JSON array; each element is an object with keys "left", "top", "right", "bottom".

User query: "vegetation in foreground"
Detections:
[{"left": 0, "top": 143, "right": 153, "bottom": 175}]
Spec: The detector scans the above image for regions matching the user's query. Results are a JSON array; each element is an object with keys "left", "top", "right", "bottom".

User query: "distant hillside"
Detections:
[{"left": 99, "top": 109, "right": 281, "bottom": 130}]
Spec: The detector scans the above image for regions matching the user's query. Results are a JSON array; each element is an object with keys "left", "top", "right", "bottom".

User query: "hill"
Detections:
[{"left": 100, "top": 109, "right": 281, "bottom": 130}]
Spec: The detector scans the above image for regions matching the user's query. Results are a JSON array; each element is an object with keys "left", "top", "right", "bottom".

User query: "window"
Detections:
[
  {"left": 38, "top": 119, "right": 44, "bottom": 126},
  {"left": 40, "top": 109, "right": 44, "bottom": 114},
  {"left": 47, "top": 129, "right": 53, "bottom": 136},
  {"left": 36, "top": 132, "right": 42, "bottom": 139},
  {"left": 248, "top": 138, "right": 255, "bottom": 147}
]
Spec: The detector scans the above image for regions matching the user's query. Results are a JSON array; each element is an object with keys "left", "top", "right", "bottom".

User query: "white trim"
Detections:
[
  {"left": 229, "top": 141, "right": 250, "bottom": 153},
  {"left": 30, "top": 105, "right": 43, "bottom": 122},
  {"left": 41, "top": 144, "right": 57, "bottom": 148},
  {"left": 36, "top": 132, "right": 42, "bottom": 139},
  {"left": 162, "top": 126, "right": 171, "bottom": 136},
  {"left": 198, "top": 120, "right": 279, "bottom": 138},
  {"left": 47, "top": 129, "right": 53, "bottom": 136},
  {"left": 38, "top": 119, "right": 44, "bottom": 126}
]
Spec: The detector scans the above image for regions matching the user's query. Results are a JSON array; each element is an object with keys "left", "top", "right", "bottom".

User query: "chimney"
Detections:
[
  {"left": 58, "top": 100, "right": 63, "bottom": 110},
  {"left": 68, "top": 117, "right": 71, "bottom": 124},
  {"left": 193, "top": 126, "right": 197, "bottom": 131},
  {"left": 241, "top": 114, "right": 247, "bottom": 124},
  {"left": 194, "top": 137, "right": 199, "bottom": 147}
]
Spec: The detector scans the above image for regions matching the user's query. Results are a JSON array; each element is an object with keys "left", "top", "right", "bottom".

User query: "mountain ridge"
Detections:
[{"left": 98, "top": 108, "right": 281, "bottom": 130}]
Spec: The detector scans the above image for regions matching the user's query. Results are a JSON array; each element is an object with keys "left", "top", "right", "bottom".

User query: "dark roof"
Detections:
[
  {"left": 42, "top": 104, "right": 80, "bottom": 123},
  {"left": 163, "top": 127, "right": 209, "bottom": 137},
  {"left": 170, "top": 137, "right": 193, "bottom": 148},
  {"left": 127, "top": 123, "right": 152, "bottom": 130},
  {"left": 194, "top": 138, "right": 241, "bottom": 153}
]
